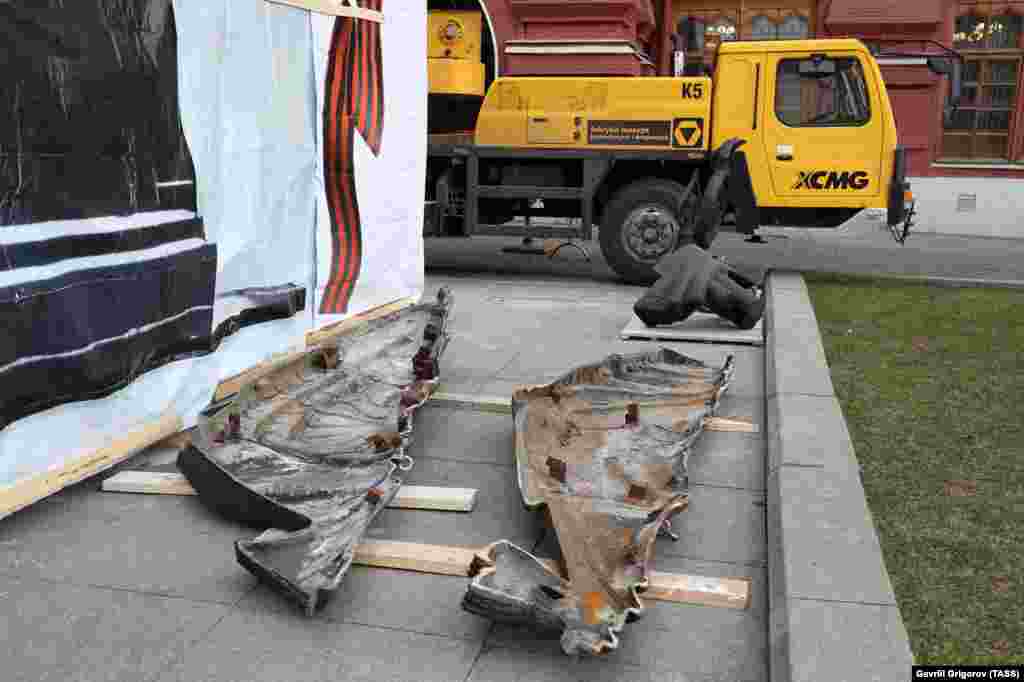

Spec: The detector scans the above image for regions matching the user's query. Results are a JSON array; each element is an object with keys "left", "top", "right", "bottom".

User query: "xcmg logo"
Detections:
[{"left": 792, "top": 170, "right": 870, "bottom": 190}]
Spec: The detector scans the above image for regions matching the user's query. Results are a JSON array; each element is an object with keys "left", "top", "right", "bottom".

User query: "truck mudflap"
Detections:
[
  {"left": 887, "top": 145, "right": 915, "bottom": 245},
  {"left": 725, "top": 146, "right": 759, "bottom": 236}
]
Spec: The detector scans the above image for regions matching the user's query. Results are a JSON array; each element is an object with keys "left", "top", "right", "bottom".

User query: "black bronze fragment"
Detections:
[{"left": 633, "top": 245, "right": 765, "bottom": 330}]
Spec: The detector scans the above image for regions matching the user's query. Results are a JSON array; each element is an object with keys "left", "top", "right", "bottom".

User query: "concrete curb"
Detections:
[
  {"left": 765, "top": 272, "right": 914, "bottom": 682},
  {"left": 800, "top": 272, "right": 1024, "bottom": 290}
]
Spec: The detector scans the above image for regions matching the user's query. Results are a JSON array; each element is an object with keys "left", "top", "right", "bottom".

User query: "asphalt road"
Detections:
[{"left": 425, "top": 228, "right": 1024, "bottom": 285}]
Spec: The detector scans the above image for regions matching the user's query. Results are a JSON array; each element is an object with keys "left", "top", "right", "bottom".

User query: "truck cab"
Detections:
[
  {"left": 709, "top": 39, "right": 911, "bottom": 231},
  {"left": 426, "top": 33, "right": 925, "bottom": 284}
]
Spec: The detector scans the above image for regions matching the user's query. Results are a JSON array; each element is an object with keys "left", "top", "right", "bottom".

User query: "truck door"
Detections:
[
  {"left": 710, "top": 55, "right": 772, "bottom": 203},
  {"left": 761, "top": 52, "right": 883, "bottom": 203}
]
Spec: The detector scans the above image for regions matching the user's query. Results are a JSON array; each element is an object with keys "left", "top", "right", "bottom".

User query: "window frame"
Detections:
[
  {"left": 773, "top": 56, "right": 873, "bottom": 129},
  {"left": 939, "top": 8, "right": 1024, "bottom": 162}
]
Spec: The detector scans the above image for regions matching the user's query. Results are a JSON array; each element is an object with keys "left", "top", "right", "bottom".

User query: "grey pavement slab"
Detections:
[
  {"left": 426, "top": 229, "right": 1024, "bottom": 283},
  {"left": 764, "top": 272, "right": 806, "bottom": 291},
  {"left": 718, "top": 394, "right": 765, "bottom": 428},
  {"left": 772, "top": 598, "right": 912, "bottom": 682},
  {"left": 236, "top": 565, "right": 491, "bottom": 641},
  {"left": 486, "top": 620, "right": 765, "bottom": 682},
  {"left": 0, "top": 572, "right": 229, "bottom": 682},
  {"left": 0, "top": 481, "right": 258, "bottom": 605},
  {"left": 154, "top": 607, "right": 481, "bottom": 682},
  {"left": 621, "top": 312, "right": 764, "bottom": 346},
  {"left": 408, "top": 407, "right": 516, "bottom": 466},
  {"left": 486, "top": 553, "right": 767, "bottom": 681},
  {"left": 654, "top": 484, "right": 766, "bottom": 566},
  {"left": 437, "top": 332, "right": 520, "bottom": 393},
  {"left": 767, "top": 463, "right": 896, "bottom": 607},
  {"left": 767, "top": 393, "right": 859, "bottom": 476},
  {"left": 366, "top": 456, "right": 543, "bottom": 550},
  {"left": 764, "top": 279, "right": 834, "bottom": 399},
  {"left": 427, "top": 273, "right": 647, "bottom": 305},
  {"left": 467, "top": 645, "right": 711, "bottom": 682},
  {"left": 690, "top": 430, "right": 765, "bottom": 492}
]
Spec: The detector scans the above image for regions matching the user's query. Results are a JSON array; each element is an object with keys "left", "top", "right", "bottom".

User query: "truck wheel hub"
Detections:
[{"left": 623, "top": 206, "right": 680, "bottom": 262}]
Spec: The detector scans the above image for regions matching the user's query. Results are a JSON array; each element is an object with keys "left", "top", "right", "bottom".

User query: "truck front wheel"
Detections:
[{"left": 599, "top": 179, "right": 693, "bottom": 286}]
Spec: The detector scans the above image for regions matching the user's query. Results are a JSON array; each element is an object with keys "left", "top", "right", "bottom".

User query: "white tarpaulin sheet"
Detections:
[{"left": 0, "top": 0, "right": 426, "bottom": 498}]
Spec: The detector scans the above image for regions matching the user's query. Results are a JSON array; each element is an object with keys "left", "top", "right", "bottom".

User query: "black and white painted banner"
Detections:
[{"left": 0, "top": 0, "right": 426, "bottom": 494}]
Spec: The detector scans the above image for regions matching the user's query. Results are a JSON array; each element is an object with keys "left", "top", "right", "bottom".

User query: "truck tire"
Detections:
[{"left": 599, "top": 178, "right": 692, "bottom": 286}]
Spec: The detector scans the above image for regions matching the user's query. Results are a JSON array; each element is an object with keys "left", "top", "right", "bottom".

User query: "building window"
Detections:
[
  {"left": 707, "top": 16, "right": 737, "bottom": 41},
  {"left": 954, "top": 13, "right": 1022, "bottom": 49},
  {"left": 775, "top": 57, "right": 871, "bottom": 127},
  {"left": 674, "top": 6, "right": 811, "bottom": 45},
  {"left": 750, "top": 15, "right": 777, "bottom": 40},
  {"left": 676, "top": 16, "right": 704, "bottom": 51},
  {"left": 777, "top": 14, "right": 809, "bottom": 39},
  {"left": 942, "top": 8, "right": 1023, "bottom": 161},
  {"left": 942, "top": 58, "right": 1020, "bottom": 160}
]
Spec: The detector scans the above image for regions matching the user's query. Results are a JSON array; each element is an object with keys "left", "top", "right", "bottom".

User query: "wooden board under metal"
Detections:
[
  {"left": 215, "top": 297, "right": 413, "bottom": 401},
  {"left": 620, "top": 312, "right": 764, "bottom": 346},
  {"left": 353, "top": 540, "right": 751, "bottom": 610},
  {"left": 264, "top": 0, "right": 382, "bottom": 21},
  {"left": 429, "top": 391, "right": 759, "bottom": 433},
  {"left": 101, "top": 471, "right": 478, "bottom": 513},
  {"left": 0, "top": 412, "right": 183, "bottom": 521}
]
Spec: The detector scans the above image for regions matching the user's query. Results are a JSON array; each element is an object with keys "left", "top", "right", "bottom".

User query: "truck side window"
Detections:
[{"left": 774, "top": 57, "right": 871, "bottom": 127}]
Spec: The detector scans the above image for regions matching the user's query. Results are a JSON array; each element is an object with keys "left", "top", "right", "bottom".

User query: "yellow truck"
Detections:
[{"left": 426, "top": 12, "right": 962, "bottom": 284}]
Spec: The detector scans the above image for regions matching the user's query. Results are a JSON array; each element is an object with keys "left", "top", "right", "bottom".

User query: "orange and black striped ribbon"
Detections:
[{"left": 321, "top": 0, "right": 384, "bottom": 315}]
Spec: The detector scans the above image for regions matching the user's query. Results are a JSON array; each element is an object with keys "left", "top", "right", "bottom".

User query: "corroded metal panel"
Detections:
[
  {"left": 464, "top": 349, "right": 734, "bottom": 656},
  {"left": 179, "top": 289, "right": 452, "bottom": 614}
]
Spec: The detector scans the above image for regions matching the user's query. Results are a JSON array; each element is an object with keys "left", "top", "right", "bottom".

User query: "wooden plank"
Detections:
[
  {"left": 642, "top": 571, "right": 751, "bottom": 609},
  {"left": 101, "top": 470, "right": 197, "bottom": 496},
  {"left": 265, "top": 0, "right": 383, "bottom": 22},
  {"left": 213, "top": 297, "right": 414, "bottom": 402},
  {"left": 0, "top": 412, "right": 182, "bottom": 521},
  {"left": 354, "top": 540, "right": 479, "bottom": 577},
  {"left": 213, "top": 347, "right": 309, "bottom": 402},
  {"left": 352, "top": 540, "right": 751, "bottom": 609},
  {"left": 430, "top": 392, "right": 759, "bottom": 432},
  {"left": 391, "top": 486, "right": 477, "bottom": 512},
  {"left": 704, "top": 416, "right": 758, "bottom": 433},
  {"left": 305, "top": 298, "right": 414, "bottom": 348},
  {"left": 102, "top": 472, "right": 477, "bottom": 513}
]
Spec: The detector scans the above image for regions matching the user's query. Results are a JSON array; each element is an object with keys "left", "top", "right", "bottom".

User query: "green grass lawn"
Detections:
[{"left": 804, "top": 273, "right": 1023, "bottom": 665}]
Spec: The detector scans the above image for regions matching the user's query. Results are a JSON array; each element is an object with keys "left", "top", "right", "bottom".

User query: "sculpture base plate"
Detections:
[{"left": 620, "top": 312, "right": 763, "bottom": 346}]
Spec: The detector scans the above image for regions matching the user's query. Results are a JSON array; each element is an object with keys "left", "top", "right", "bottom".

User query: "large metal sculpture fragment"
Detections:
[
  {"left": 463, "top": 349, "right": 735, "bottom": 656},
  {"left": 634, "top": 245, "right": 765, "bottom": 330},
  {"left": 178, "top": 288, "right": 452, "bottom": 614}
]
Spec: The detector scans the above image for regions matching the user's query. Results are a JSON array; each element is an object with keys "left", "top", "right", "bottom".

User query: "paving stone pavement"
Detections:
[{"left": 0, "top": 272, "right": 768, "bottom": 682}]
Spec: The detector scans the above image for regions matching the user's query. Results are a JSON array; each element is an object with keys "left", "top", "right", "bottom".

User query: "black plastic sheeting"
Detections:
[
  {"left": 178, "top": 289, "right": 453, "bottom": 615},
  {"left": 0, "top": 211, "right": 307, "bottom": 429},
  {"left": 0, "top": 237, "right": 215, "bottom": 430},
  {"left": 464, "top": 349, "right": 735, "bottom": 656},
  {"left": 0, "top": 0, "right": 196, "bottom": 224},
  {"left": 211, "top": 284, "right": 307, "bottom": 348}
]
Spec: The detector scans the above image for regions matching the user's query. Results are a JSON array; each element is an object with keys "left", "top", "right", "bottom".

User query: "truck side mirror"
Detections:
[
  {"left": 934, "top": 59, "right": 963, "bottom": 127},
  {"left": 924, "top": 56, "right": 964, "bottom": 126}
]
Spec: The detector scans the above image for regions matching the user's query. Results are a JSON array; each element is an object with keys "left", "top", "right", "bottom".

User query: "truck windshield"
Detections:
[{"left": 775, "top": 57, "right": 871, "bottom": 127}]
